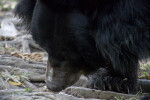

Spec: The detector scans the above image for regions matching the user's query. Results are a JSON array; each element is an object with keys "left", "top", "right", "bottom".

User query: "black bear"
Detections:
[{"left": 15, "top": 0, "right": 150, "bottom": 94}]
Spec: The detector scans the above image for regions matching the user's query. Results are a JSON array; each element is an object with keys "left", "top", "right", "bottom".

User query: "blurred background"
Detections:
[{"left": 0, "top": 0, "right": 17, "bottom": 11}]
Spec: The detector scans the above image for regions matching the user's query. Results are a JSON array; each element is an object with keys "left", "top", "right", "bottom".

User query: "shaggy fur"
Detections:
[{"left": 15, "top": 0, "right": 150, "bottom": 93}]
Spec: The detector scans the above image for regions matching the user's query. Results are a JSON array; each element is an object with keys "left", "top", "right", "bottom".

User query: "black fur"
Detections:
[
  {"left": 15, "top": 0, "right": 36, "bottom": 25},
  {"left": 15, "top": 0, "right": 150, "bottom": 93}
]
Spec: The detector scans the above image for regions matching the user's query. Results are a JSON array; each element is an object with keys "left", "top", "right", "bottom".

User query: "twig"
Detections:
[
  {"left": 138, "top": 79, "right": 150, "bottom": 93},
  {"left": 28, "top": 75, "right": 45, "bottom": 82},
  {"left": 22, "top": 39, "right": 31, "bottom": 53}
]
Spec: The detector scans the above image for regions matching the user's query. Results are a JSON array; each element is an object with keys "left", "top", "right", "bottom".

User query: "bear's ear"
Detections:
[{"left": 15, "top": 0, "right": 36, "bottom": 27}]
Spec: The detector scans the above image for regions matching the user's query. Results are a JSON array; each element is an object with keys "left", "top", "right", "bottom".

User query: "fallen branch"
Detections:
[
  {"left": 0, "top": 41, "right": 21, "bottom": 48},
  {"left": 24, "top": 80, "right": 37, "bottom": 89},
  {"left": 28, "top": 75, "right": 45, "bottom": 82},
  {"left": 28, "top": 40, "right": 44, "bottom": 51},
  {"left": 0, "top": 89, "right": 26, "bottom": 96},
  {"left": 22, "top": 39, "right": 31, "bottom": 53},
  {"left": 74, "top": 76, "right": 89, "bottom": 87},
  {"left": 0, "top": 65, "right": 13, "bottom": 71},
  {"left": 14, "top": 34, "right": 44, "bottom": 51},
  {"left": 138, "top": 79, "right": 150, "bottom": 93},
  {"left": 64, "top": 86, "right": 137, "bottom": 99},
  {"left": 0, "top": 78, "right": 20, "bottom": 90},
  {"left": 0, "top": 55, "right": 46, "bottom": 69}
]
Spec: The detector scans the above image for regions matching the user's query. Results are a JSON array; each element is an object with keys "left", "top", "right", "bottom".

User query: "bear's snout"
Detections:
[{"left": 45, "top": 60, "right": 83, "bottom": 92}]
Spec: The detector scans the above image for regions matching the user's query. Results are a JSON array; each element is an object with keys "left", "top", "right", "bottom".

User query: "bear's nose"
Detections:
[{"left": 46, "top": 80, "right": 66, "bottom": 92}]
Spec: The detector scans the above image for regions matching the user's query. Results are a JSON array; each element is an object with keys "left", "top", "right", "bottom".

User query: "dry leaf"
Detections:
[
  {"left": 11, "top": 52, "right": 43, "bottom": 62},
  {"left": 148, "top": 76, "right": 150, "bottom": 80},
  {"left": 8, "top": 81, "right": 23, "bottom": 86}
]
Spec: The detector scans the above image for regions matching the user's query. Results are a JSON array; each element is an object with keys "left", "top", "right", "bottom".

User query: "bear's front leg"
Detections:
[{"left": 88, "top": 64, "right": 138, "bottom": 94}]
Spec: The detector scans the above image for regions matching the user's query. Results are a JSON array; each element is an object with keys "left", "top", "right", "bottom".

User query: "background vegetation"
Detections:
[{"left": 0, "top": 0, "right": 17, "bottom": 11}]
